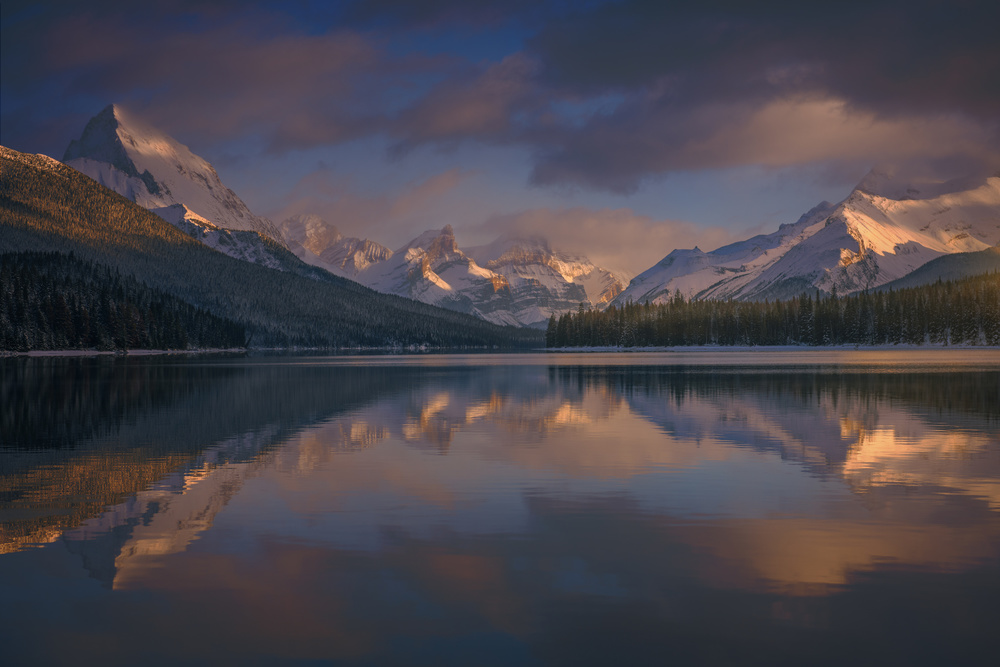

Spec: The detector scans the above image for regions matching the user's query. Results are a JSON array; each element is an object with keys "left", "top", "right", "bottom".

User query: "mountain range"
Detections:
[
  {"left": 283, "top": 217, "right": 628, "bottom": 327},
  {"left": 6, "top": 103, "right": 1000, "bottom": 343},
  {"left": 0, "top": 145, "right": 540, "bottom": 348},
  {"left": 62, "top": 105, "right": 628, "bottom": 328},
  {"left": 614, "top": 167, "right": 1000, "bottom": 305}
]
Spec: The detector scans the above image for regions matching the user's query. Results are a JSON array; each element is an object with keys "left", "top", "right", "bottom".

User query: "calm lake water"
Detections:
[{"left": 2, "top": 350, "right": 1000, "bottom": 666}]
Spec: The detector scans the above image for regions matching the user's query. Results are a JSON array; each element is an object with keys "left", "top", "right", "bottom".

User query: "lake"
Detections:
[{"left": 2, "top": 350, "right": 1000, "bottom": 666}]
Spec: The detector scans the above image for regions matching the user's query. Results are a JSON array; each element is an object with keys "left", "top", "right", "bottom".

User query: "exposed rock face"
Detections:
[
  {"left": 467, "top": 235, "right": 627, "bottom": 326},
  {"left": 280, "top": 214, "right": 393, "bottom": 276},
  {"left": 357, "top": 226, "right": 521, "bottom": 325},
  {"left": 280, "top": 213, "right": 343, "bottom": 257},
  {"left": 274, "top": 217, "right": 628, "bottom": 327},
  {"left": 153, "top": 204, "right": 291, "bottom": 269},
  {"left": 320, "top": 238, "right": 394, "bottom": 275}
]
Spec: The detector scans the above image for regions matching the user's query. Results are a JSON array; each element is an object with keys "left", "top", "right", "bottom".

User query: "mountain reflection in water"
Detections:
[{"left": 2, "top": 353, "right": 999, "bottom": 666}]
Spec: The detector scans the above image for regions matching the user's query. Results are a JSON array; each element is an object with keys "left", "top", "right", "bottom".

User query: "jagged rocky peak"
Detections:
[
  {"left": 280, "top": 214, "right": 342, "bottom": 256},
  {"left": 63, "top": 104, "right": 163, "bottom": 195},
  {"left": 276, "top": 211, "right": 393, "bottom": 276},
  {"left": 63, "top": 104, "right": 125, "bottom": 163},
  {"left": 614, "top": 164, "right": 1000, "bottom": 306},
  {"left": 471, "top": 234, "right": 556, "bottom": 269},
  {"left": 320, "top": 236, "right": 393, "bottom": 275},
  {"left": 64, "top": 103, "right": 212, "bottom": 183},
  {"left": 62, "top": 103, "right": 285, "bottom": 246},
  {"left": 426, "top": 225, "right": 460, "bottom": 257},
  {"left": 399, "top": 225, "right": 457, "bottom": 254},
  {"left": 469, "top": 233, "right": 563, "bottom": 268}
]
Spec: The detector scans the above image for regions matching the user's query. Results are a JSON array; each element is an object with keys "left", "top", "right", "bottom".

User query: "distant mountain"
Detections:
[
  {"left": 276, "top": 216, "right": 628, "bottom": 328},
  {"left": 63, "top": 104, "right": 286, "bottom": 257},
  {"left": 153, "top": 204, "right": 296, "bottom": 271},
  {"left": 356, "top": 228, "right": 629, "bottom": 328},
  {"left": 280, "top": 214, "right": 391, "bottom": 276},
  {"left": 615, "top": 170, "right": 1000, "bottom": 304},
  {"left": 357, "top": 225, "right": 523, "bottom": 325},
  {"left": 59, "top": 105, "right": 624, "bottom": 328},
  {"left": 879, "top": 245, "right": 1000, "bottom": 290},
  {"left": 0, "top": 145, "right": 541, "bottom": 349},
  {"left": 466, "top": 234, "right": 627, "bottom": 315}
]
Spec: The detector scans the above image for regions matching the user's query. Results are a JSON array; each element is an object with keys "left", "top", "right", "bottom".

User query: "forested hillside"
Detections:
[
  {"left": 0, "top": 251, "right": 245, "bottom": 351},
  {"left": 0, "top": 147, "right": 542, "bottom": 349},
  {"left": 547, "top": 273, "right": 1000, "bottom": 347}
]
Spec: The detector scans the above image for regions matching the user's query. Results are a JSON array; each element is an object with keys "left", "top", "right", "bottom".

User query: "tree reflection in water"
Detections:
[{"left": 2, "top": 353, "right": 999, "bottom": 666}]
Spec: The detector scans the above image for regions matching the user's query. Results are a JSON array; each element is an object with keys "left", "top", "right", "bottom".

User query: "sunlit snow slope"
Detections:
[
  {"left": 278, "top": 214, "right": 629, "bottom": 328},
  {"left": 615, "top": 171, "right": 1000, "bottom": 304},
  {"left": 64, "top": 104, "right": 284, "bottom": 248}
]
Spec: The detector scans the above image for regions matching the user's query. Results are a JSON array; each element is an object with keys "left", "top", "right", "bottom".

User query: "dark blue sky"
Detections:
[{"left": 3, "top": 0, "right": 998, "bottom": 272}]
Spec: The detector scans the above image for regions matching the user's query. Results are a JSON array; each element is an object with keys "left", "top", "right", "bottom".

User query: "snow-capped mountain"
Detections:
[
  {"left": 357, "top": 225, "right": 522, "bottom": 325},
  {"left": 276, "top": 215, "right": 628, "bottom": 327},
  {"left": 56, "top": 105, "right": 626, "bottom": 328},
  {"left": 280, "top": 214, "right": 392, "bottom": 276},
  {"left": 353, "top": 228, "right": 628, "bottom": 327},
  {"left": 615, "top": 170, "right": 1000, "bottom": 305},
  {"left": 279, "top": 213, "right": 342, "bottom": 258},
  {"left": 153, "top": 204, "right": 291, "bottom": 270},
  {"left": 467, "top": 234, "right": 627, "bottom": 318},
  {"left": 63, "top": 104, "right": 284, "bottom": 248}
]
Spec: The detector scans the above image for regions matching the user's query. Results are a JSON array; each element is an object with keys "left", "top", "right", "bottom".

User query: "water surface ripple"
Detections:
[{"left": 2, "top": 351, "right": 1000, "bottom": 666}]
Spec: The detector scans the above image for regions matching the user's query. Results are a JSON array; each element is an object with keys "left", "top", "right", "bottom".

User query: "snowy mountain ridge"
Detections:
[
  {"left": 614, "top": 171, "right": 1000, "bottom": 305},
  {"left": 346, "top": 225, "right": 523, "bottom": 325},
  {"left": 56, "top": 105, "right": 630, "bottom": 327},
  {"left": 152, "top": 204, "right": 290, "bottom": 270},
  {"left": 278, "top": 219, "right": 630, "bottom": 328},
  {"left": 280, "top": 214, "right": 392, "bottom": 276},
  {"left": 64, "top": 105, "right": 284, "bottom": 246}
]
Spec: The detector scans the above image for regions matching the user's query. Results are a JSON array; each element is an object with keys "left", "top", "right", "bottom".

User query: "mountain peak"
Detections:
[
  {"left": 466, "top": 233, "right": 553, "bottom": 268},
  {"left": 63, "top": 104, "right": 284, "bottom": 245},
  {"left": 427, "top": 225, "right": 460, "bottom": 257},
  {"left": 63, "top": 103, "right": 145, "bottom": 183},
  {"left": 399, "top": 227, "right": 457, "bottom": 254},
  {"left": 615, "top": 166, "right": 1000, "bottom": 306}
]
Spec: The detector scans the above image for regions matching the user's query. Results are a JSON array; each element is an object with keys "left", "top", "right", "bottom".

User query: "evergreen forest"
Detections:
[
  {"left": 0, "top": 147, "right": 542, "bottom": 350},
  {"left": 0, "top": 251, "right": 245, "bottom": 351},
  {"left": 546, "top": 273, "right": 1000, "bottom": 348}
]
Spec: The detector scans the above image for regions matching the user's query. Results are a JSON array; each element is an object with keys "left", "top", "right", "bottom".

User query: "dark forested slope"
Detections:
[
  {"left": 547, "top": 273, "right": 1000, "bottom": 347},
  {"left": 0, "top": 251, "right": 246, "bottom": 351},
  {"left": 0, "top": 147, "right": 541, "bottom": 348}
]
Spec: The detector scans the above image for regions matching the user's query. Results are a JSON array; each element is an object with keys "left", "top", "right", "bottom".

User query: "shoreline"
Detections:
[
  {"left": 0, "top": 348, "right": 247, "bottom": 358},
  {"left": 5, "top": 343, "right": 1000, "bottom": 358},
  {"left": 0, "top": 345, "right": 529, "bottom": 358},
  {"left": 544, "top": 343, "right": 1000, "bottom": 352}
]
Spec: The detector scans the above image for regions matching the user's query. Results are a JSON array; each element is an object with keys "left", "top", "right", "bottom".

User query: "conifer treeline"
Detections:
[
  {"left": 546, "top": 273, "right": 1000, "bottom": 347},
  {"left": 0, "top": 251, "right": 245, "bottom": 351},
  {"left": 0, "top": 147, "right": 542, "bottom": 349}
]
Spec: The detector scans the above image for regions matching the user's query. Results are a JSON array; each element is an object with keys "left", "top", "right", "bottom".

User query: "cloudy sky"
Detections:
[{"left": 2, "top": 0, "right": 998, "bottom": 273}]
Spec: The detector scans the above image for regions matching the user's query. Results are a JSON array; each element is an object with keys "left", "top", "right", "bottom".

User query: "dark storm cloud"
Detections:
[
  {"left": 343, "top": 0, "right": 545, "bottom": 27},
  {"left": 520, "top": 0, "right": 1000, "bottom": 190},
  {"left": 1, "top": 2, "right": 432, "bottom": 155},
  {"left": 2, "top": 0, "right": 997, "bottom": 191},
  {"left": 530, "top": 0, "right": 1000, "bottom": 116},
  {"left": 387, "top": 54, "right": 541, "bottom": 154}
]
